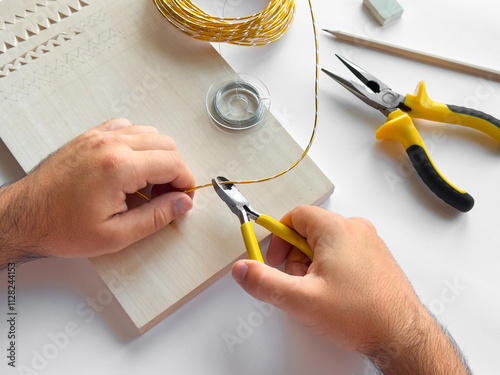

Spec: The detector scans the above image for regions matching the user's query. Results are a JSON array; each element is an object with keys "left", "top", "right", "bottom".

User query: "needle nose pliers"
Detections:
[
  {"left": 322, "top": 55, "right": 500, "bottom": 212},
  {"left": 212, "top": 176, "right": 313, "bottom": 262}
]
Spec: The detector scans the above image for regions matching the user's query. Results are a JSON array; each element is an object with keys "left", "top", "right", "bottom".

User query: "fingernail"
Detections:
[
  {"left": 174, "top": 195, "right": 193, "bottom": 216},
  {"left": 232, "top": 262, "right": 248, "bottom": 283}
]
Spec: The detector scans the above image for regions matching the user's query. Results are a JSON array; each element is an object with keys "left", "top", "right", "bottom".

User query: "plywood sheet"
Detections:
[{"left": 0, "top": 0, "right": 333, "bottom": 333}]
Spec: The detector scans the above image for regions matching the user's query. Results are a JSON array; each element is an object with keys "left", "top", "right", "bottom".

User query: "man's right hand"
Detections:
[{"left": 231, "top": 206, "right": 470, "bottom": 374}]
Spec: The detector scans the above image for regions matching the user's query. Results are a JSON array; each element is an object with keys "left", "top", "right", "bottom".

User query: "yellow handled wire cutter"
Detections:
[
  {"left": 322, "top": 55, "right": 500, "bottom": 212},
  {"left": 212, "top": 176, "right": 313, "bottom": 262}
]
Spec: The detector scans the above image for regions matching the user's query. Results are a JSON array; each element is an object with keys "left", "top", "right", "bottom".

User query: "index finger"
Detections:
[
  {"left": 267, "top": 206, "right": 344, "bottom": 265},
  {"left": 282, "top": 205, "right": 344, "bottom": 248}
]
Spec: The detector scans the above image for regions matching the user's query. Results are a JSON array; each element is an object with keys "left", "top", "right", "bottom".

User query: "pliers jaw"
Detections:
[
  {"left": 322, "top": 54, "right": 410, "bottom": 116},
  {"left": 212, "top": 176, "right": 260, "bottom": 224}
]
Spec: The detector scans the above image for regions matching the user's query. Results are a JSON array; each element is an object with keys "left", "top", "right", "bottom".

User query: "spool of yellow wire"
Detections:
[
  {"left": 149, "top": 0, "right": 319, "bottom": 194},
  {"left": 152, "top": 0, "right": 296, "bottom": 46}
]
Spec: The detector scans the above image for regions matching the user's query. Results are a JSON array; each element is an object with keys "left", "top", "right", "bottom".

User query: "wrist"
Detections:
[
  {"left": 0, "top": 179, "right": 46, "bottom": 270},
  {"left": 361, "top": 305, "right": 469, "bottom": 374}
]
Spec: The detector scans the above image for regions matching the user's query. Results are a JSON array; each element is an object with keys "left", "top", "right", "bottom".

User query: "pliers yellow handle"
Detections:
[
  {"left": 377, "top": 109, "right": 473, "bottom": 211},
  {"left": 213, "top": 177, "right": 313, "bottom": 263},
  {"left": 240, "top": 221, "right": 263, "bottom": 262},
  {"left": 241, "top": 214, "right": 313, "bottom": 262},
  {"left": 403, "top": 81, "right": 500, "bottom": 143}
]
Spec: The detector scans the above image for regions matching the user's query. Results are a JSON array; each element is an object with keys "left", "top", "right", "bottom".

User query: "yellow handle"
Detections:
[
  {"left": 404, "top": 81, "right": 500, "bottom": 143},
  {"left": 255, "top": 214, "right": 314, "bottom": 260},
  {"left": 376, "top": 110, "right": 475, "bottom": 212},
  {"left": 240, "top": 222, "right": 264, "bottom": 263},
  {"left": 376, "top": 109, "right": 429, "bottom": 149},
  {"left": 376, "top": 109, "right": 464, "bottom": 192}
]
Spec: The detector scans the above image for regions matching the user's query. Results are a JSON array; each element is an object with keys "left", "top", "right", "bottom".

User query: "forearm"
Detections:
[
  {"left": 364, "top": 307, "right": 471, "bottom": 375},
  {"left": 0, "top": 246, "right": 45, "bottom": 270},
  {"left": 0, "top": 180, "right": 46, "bottom": 270}
]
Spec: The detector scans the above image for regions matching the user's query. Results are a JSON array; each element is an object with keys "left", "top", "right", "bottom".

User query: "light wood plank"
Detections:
[{"left": 0, "top": 0, "right": 333, "bottom": 332}]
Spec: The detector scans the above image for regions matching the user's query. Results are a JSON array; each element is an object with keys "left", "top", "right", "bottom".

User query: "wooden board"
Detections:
[{"left": 0, "top": 0, "right": 334, "bottom": 333}]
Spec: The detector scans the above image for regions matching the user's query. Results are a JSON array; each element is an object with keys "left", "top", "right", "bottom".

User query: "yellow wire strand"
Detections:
[
  {"left": 135, "top": 190, "right": 150, "bottom": 200},
  {"left": 148, "top": 0, "right": 319, "bottom": 196}
]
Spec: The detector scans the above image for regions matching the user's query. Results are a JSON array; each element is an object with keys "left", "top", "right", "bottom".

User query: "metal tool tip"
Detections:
[
  {"left": 215, "top": 176, "right": 233, "bottom": 189},
  {"left": 217, "top": 176, "right": 229, "bottom": 182},
  {"left": 321, "top": 68, "right": 340, "bottom": 80},
  {"left": 335, "top": 54, "right": 346, "bottom": 62}
]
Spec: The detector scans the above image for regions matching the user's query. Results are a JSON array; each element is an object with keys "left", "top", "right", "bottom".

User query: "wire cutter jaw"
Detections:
[
  {"left": 322, "top": 54, "right": 409, "bottom": 116},
  {"left": 212, "top": 176, "right": 265, "bottom": 262},
  {"left": 212, "top": 176, "right": 260, "bottom": 224},
  {"left": 212, "top": 176, "right": 315, "bottom": 261}
]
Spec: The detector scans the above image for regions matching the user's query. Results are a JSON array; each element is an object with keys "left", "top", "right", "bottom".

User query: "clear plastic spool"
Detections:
[{"left": 207, "top": 74, "right": 270, "bottom": 132}]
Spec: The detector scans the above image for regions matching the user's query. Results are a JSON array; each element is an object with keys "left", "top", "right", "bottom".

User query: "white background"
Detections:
[{"left": 1, "top": 0, "right": 500, "bottom": 374}]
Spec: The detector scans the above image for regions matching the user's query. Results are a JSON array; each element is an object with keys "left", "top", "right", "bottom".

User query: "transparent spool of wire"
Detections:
[{"left": 206, "top": 74, "right": 271, "bottom": 133}]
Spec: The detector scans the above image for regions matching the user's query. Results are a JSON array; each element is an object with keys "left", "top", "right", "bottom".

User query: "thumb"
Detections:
[
  {"left": 232, "top": 260, "right": 313, "bottom": 315},
  {"left": 108, "top": 191, "right": 193, "bottom": 247}
]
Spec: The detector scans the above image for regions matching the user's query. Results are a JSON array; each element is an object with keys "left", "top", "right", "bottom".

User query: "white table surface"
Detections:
[{"left": 2, "top": 0, "right": 500, "bottom": 374}]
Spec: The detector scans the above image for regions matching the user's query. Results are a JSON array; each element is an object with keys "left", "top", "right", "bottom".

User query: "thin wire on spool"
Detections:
[
  {"left": 150, "top": 0, "right": 320, "bottom": 194},
  {"left": 153, "top": 0, "right": 296, "bottom": 45}
]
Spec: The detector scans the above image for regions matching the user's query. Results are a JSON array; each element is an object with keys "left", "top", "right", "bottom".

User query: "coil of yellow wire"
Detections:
[{"left": 152, "top": 0, "right": 296, "bottom": 46}]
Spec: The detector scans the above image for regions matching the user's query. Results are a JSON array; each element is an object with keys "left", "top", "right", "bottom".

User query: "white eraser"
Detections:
[{"left": 363, "top": 0, "right": 404, "bottom": 25}]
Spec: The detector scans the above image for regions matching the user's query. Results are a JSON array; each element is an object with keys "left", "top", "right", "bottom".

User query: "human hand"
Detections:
[
  {"left": 231, "top": 206, "right": 470, "bottom": 374},
  {"left": 0, "top": 119, "right": 195, "bottom": 262}
]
